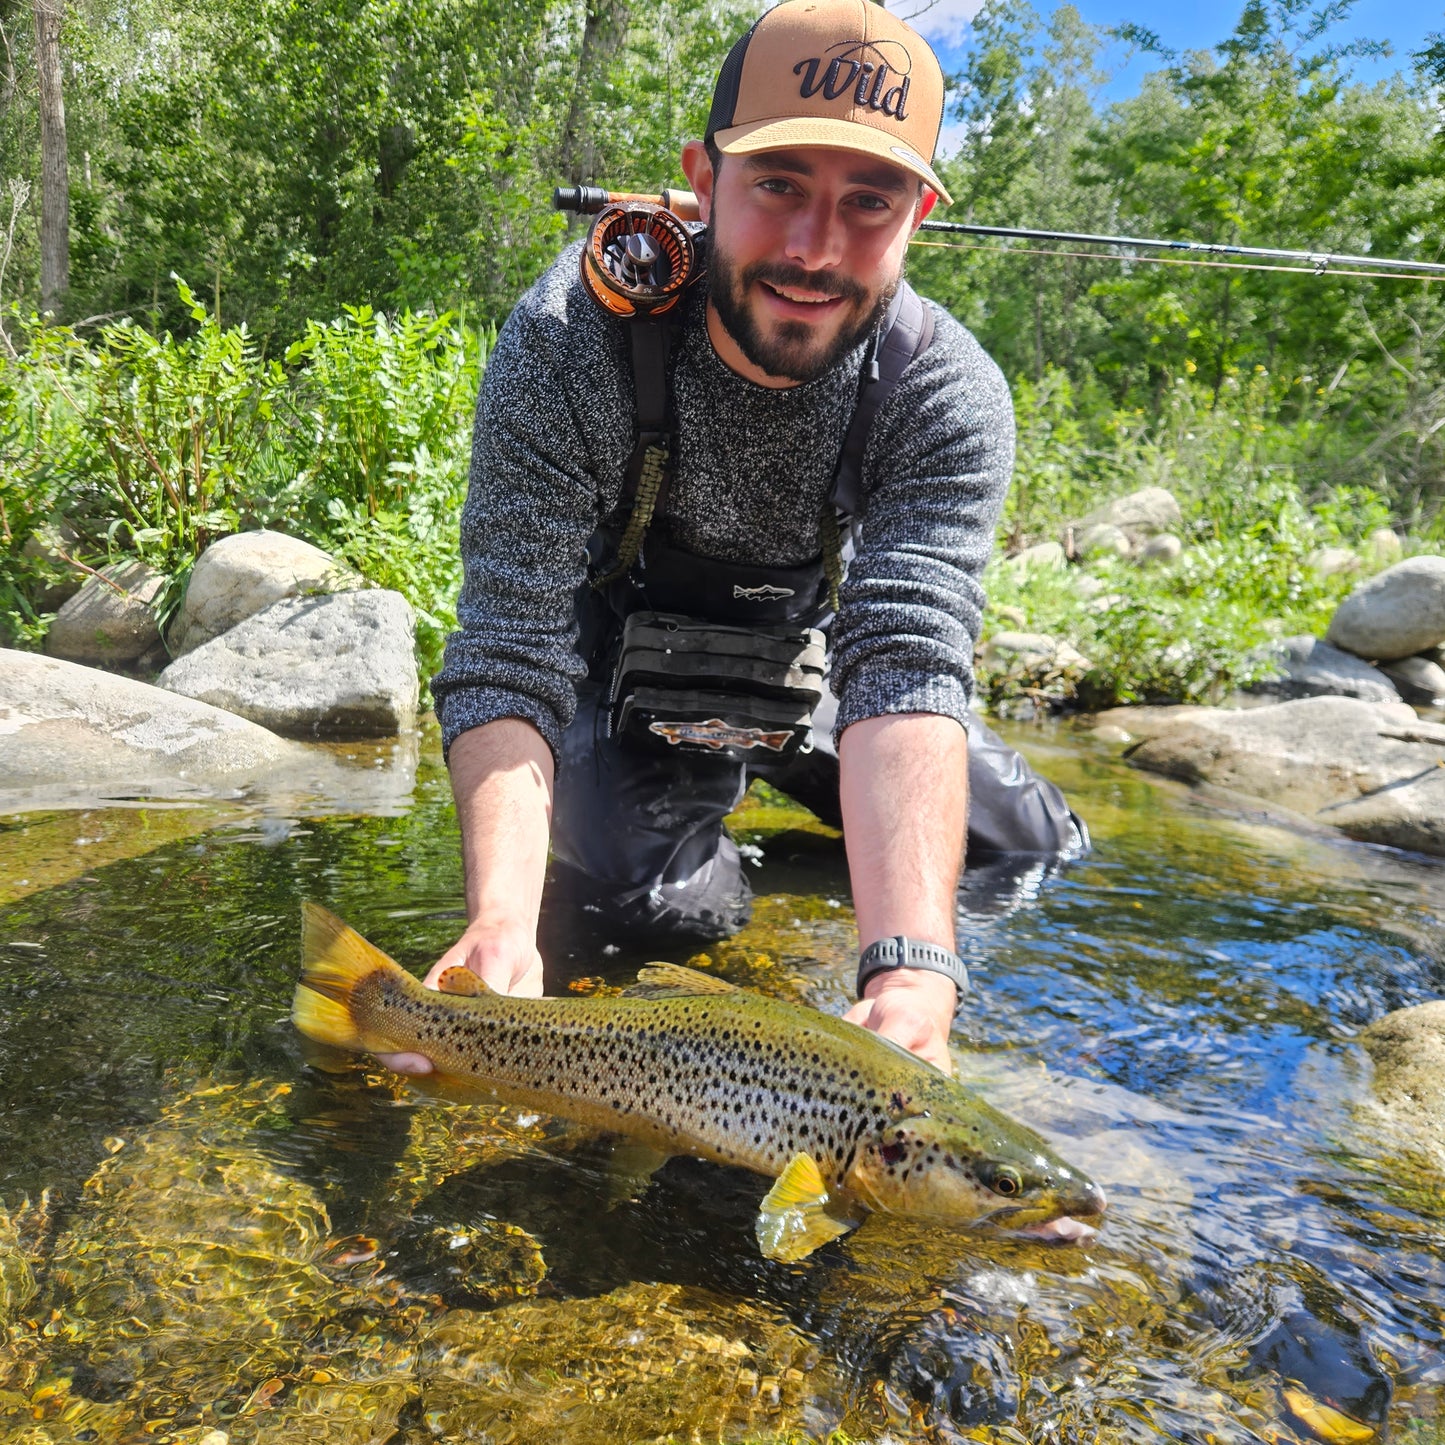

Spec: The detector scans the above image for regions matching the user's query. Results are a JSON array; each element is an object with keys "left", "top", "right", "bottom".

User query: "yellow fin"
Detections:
[
  {"left": 627, "top": 962, "right": 740, "bottom": 998},
  {"left": 1281, "top": 1387, "right": 1377, "bottom": 1444},
  {"left": 292, "top": 902, "right": 410, "bottom": 1055},
  {"left": 755, "top": 1152, "right": 853, "bottom": 1263},
  {"left": 436, "top": 965, "right": 491, "bottom": 996},
  {"left": 604, "top": 1141, "right": 672, "bottom": 1208}
]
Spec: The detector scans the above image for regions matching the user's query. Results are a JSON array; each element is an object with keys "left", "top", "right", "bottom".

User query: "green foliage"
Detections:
[{"left": 0, "top": 283, "right": 485, "bottom": 684}]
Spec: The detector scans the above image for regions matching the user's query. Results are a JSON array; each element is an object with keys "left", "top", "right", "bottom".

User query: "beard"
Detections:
[{"left": 707, "top": 245, "right": 900, "bottom": 385}]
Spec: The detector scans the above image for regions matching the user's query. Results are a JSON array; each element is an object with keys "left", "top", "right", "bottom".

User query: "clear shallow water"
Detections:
[{"left": 1, "top": 721, "right": 1442, "bottom": 1444}]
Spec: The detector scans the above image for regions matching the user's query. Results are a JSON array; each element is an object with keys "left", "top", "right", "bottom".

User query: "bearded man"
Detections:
[{"left": 393, "top": 0, "right": 1086, "bottom": 1078}]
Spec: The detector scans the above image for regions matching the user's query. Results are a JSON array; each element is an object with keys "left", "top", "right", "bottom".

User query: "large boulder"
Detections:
[
  {"left": 44, "top": 559, "right": 164, "bottom": 666},
  {"left": 1325, "top": 555, "right": 1445, "bottom": 661},
  {"left": 1358, "top": 1001, "right": 1445, "bottom": 1170},
  {"left": 170, "top": 529, "right": 356, "bottom": 656},
  {"left": 1245, "top": 635, "right": 1400, "bottom": 704},
  {"left": 1125, "top": 696, "right": 1445, "bottom": 857},
  {"left": 158, "top": 589, "right": 419, "bottom": 737},
  {"left": 1076, "top": 487, "right": 1182, "bottom": 547},
  {"left": 0, "top": 649, "right": 417, "bottom": 812}
]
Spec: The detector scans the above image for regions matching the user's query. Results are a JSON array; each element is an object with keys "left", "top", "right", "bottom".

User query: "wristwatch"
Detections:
[{"left": 856, "top": 935, "right": 969, "bottom": 1001}]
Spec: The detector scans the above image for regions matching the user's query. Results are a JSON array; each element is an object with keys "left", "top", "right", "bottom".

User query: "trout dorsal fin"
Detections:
[{"left": 627, "top": 962, "right": 741, "bottom": 998}]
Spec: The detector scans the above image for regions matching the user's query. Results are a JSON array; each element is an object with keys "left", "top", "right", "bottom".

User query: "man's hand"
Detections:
[
  {"left": 375, "top": 922, "right": 543, "bottom": 1076},
  {"left": 845, "top": 967, "right": 957, "bottom": 1075}
]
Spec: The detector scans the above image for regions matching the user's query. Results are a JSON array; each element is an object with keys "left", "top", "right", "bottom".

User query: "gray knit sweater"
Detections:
[{"left": 432, "top": 240, "right": 1014, "bottom": 760}]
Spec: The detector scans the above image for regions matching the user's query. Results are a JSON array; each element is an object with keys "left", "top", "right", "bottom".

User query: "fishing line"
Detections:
[{"left": 908, "top": 237, "right": 1439, "bottom": 283}]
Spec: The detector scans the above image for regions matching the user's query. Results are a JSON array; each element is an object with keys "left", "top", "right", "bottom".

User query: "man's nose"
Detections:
[{"left": 784, "top": 199, "right": 845, "bottom": 272}]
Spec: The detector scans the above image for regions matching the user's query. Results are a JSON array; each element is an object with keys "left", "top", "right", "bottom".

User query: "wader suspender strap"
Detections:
[
  {"left": 821, "top": 282, "right": 936, "bottom": 610},
  {"left": 592, "top": 318, "right": 675, "bottom": 588}
]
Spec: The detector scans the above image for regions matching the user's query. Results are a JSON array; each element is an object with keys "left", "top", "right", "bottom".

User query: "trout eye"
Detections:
[{"left": 988, "top": 1166, "right": 1023, "bottom": 1198}]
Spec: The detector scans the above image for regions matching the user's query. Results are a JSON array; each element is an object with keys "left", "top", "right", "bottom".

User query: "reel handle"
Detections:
[
  {"left": 556, "top": 186, "right": 701, "bottom": 223},
  {"left": 580, "top": 202, "right": 702, "bottom": 318}
]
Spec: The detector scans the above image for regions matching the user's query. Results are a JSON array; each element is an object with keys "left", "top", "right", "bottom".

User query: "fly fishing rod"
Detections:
[{"left": 554, "top": 186, "right": 1445, "bottom": 282}]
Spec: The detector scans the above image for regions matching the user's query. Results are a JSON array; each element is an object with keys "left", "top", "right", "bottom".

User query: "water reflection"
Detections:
[{"left": 0, "top": 721, "right": 1442, "bottom": 1442}]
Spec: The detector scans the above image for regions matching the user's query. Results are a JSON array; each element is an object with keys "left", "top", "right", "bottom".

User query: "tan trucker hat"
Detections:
[{"left": 705, "top": 0, "right": 952, "bottom": 205}]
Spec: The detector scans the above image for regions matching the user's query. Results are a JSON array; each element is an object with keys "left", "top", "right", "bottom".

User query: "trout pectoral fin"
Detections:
[
  {"left": 603, "top": 1141, "right": 672, "bottom": 1208},
  {"left": 435, "top": 966, "right": 491, "bottom": 996},
  {"left": 755, "top": 1152, "right": 854, "bottom": 1263},
  {"left": 626, "top": 963, "right": 740, "bottom": 998},
  {"left": 1281, "top": 1387, "right": 1378, "bottom": 1445}
]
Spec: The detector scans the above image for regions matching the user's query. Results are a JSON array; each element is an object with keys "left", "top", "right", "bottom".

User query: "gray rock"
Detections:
[
  {"left": 1358, "top": 1001, "right": 1445, "bottom": 1170},
  {"left": 1136, "top": 533, "right": 1182, "bottom": 565},
  {"left": 171, "top": 529, "right": 356, "bottom": 656},
  {"left": 159, "top": 590, "right": 418, "bottom": 737},
  {"left": 978, "top": 631, "right": 1091, "bottom": 672},
  {"left": 1325, "top": 555, "right": 1445, "bottom": 661},
  {"left": 44, "top": 559, "right": 164, "bottom": 666},
  {"left": 1379, "top": 655, "right": 1445, "bottom": 706},
  {"left": 1079, "top": 486, "right": 1182, "bottom": 544},
  {"left": 1126, "top": 696, "right": 1445, "bottom": 857},
  {"left": 1073, "top": 522, "right": 1132, "bottom": 559},
  {"left": 1246, "top": 635, "right": 1400, "bottom": 703},
  {"left": 0, "top": 649, "right": 418, "bottom": 813},
  {"left": 1364, "top": 528, "right": 1403, "bottom": 566},
  {"left": 1305, "top": 546, "right": 1360, "bottom": 579},
  {"left": 1001, "top": 541, "right": 1066, "bottom": 576},
  {"left": 22, "top": 521, "right": 84, "bottom": 608}
]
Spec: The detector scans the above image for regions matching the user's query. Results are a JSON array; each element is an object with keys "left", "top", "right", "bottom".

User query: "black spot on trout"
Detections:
[{"left": 292, "top": 903, "right": 1105, "bottom": 1262}]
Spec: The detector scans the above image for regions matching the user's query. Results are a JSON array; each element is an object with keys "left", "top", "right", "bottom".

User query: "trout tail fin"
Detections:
[{"left": 292, "top": 902, "right": 410, "bottom": 1055}]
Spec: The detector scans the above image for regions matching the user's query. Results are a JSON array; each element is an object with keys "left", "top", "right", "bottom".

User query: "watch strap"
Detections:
[{"left": 856, "top": 935, "right": 969, "bottom": 1000}]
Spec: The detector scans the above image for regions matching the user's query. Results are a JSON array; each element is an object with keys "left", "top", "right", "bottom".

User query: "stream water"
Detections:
[{"left": 1, "top": 721, "right": 1442, "bottom": 1445}]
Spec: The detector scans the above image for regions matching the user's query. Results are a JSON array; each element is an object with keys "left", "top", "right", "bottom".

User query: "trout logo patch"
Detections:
[
  {"left": 649, "top": 718, "right": 796, "bottom": 752},
  {"left": 793, "top": 39, "right": 913, "bottom": 119},
  {"left": 733, "top": 583, "right": 796, "bottom": 602}
]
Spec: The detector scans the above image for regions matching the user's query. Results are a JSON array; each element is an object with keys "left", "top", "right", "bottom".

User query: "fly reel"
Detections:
[{"left": 580, "top": 203, "right": 701, "bottom": 319}]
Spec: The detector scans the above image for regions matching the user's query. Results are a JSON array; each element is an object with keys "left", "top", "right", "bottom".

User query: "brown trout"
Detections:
[{"left": 292, "top": 903, "right": 1105, "bottom": 1261}]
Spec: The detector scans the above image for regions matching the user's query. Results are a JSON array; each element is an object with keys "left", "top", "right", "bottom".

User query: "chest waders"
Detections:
[{"left": 580, "top": 210, "right": 935, "bottom": 763}]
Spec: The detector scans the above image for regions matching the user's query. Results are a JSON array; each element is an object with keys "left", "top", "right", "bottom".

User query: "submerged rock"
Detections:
[
  {"left": 1359, "top": 1001, "right": 1445, "bottom": 1171},
  {"left": 171, "top": 529, "right": 357, "bottom": 656},
  {"left": 159, "top": 590, "right": 419, "bottom": 738}
]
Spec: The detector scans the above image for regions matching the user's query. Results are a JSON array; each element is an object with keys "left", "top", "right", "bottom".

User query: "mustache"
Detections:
[{"left": 741, "top": 262, "right": 868, "bottom": 305}]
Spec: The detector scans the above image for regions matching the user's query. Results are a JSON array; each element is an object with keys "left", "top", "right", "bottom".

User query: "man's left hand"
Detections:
[{"left": 844, "top": 966, "right": 957, "bottom": 1075}]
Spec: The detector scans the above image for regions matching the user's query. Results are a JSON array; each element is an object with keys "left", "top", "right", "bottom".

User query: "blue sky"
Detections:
[{"left": 904, "top": 0, "right": 1440, "bottom": 100}]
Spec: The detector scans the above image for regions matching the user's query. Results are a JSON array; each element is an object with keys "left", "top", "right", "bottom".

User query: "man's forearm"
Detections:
[
  {"left": 838, "top": 712, "right": 968, "bottom": 1072},
  {"left": 450, "top": 717, "right": 555, "bottom": 951}
]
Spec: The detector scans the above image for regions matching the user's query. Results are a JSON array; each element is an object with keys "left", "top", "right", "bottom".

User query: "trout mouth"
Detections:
[{"left": 992, "top": 1179, "right": 1107, "bottom": 1243}]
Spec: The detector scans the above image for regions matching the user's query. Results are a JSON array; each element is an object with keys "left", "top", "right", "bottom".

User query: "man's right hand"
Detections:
[{"left": 375, "top": 921, "right": 542, "bottom": 1076}]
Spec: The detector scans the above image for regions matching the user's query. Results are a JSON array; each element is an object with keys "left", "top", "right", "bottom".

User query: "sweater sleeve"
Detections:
[
  {"left": 828, "top": 304, "right": 1014, "bottom": 738},
  {"left": 430, "top": 255, "right": 627, "bottom": 761}
]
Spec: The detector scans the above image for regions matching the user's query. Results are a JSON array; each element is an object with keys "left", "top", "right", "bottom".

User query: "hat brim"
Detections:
[{"left": 713, "top": 116, "right": 952, "bottom": 206}]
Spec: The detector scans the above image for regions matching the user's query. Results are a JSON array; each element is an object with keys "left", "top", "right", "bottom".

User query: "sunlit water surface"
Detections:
[{"left": 1, "top": 721, "right": 1442, "bottom": 1445}]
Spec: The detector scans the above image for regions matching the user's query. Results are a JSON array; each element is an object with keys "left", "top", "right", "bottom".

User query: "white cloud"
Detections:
[{"left": 895, "top": 0, "right": 986, "bottom": 49}]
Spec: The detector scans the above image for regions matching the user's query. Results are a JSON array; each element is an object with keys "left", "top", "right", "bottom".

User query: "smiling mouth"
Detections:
[{"left": 760, "top": 281, "right": 843, "bottom": 307}]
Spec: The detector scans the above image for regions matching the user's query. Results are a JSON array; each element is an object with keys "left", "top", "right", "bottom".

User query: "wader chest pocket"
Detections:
[{"left": 610, "top": 611, "right": 826, "bottom": 760}]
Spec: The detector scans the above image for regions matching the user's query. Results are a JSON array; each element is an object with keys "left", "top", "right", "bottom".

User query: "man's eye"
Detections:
[
  {"left": 758, "top": 178, "right": 794, "bottom": 195},
  {"left": 854, "top": 194, "right": 891, "bottom": 213}
]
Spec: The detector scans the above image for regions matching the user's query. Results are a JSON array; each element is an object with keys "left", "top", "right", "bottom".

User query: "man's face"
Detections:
[{"left": 688, "top": 145, "right": 930, "bottom": 386}]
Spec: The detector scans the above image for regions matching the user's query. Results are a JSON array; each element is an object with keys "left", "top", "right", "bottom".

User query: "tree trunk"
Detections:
[
  {"left": 33, "top": 0, "right": 68, "bottom": 315},
  {"left": 557, "top": 0, "right": 632, "bottom": 188}
]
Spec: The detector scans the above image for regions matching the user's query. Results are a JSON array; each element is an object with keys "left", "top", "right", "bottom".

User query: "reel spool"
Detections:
[{"left": 581, "top": 203, "right": 700, "bottom": 318}]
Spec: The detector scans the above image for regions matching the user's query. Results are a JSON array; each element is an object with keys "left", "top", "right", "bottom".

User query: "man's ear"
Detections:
[
  {"left": 680, "top": 139, "right": 715, "bottom": 224},
  {"left": 913, "top": 188, "right": 938, "bottom": 231}
]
